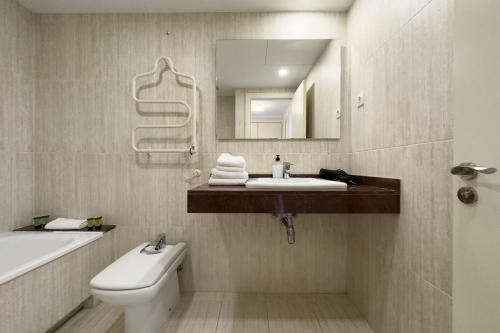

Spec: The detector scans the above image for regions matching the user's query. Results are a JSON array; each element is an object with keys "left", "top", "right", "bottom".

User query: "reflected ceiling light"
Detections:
[{"left": 278, "top": 68, "right": 288, "bottom": 77}]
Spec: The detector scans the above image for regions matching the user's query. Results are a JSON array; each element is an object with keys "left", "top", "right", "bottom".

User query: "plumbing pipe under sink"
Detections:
[{"left": 278, "top": 214, "right": 295, "bottom": 244}]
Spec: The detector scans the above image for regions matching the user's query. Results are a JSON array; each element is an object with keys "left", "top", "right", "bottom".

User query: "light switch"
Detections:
[{"left": 356, "top": 92, "right": 365, "bottom": 108}]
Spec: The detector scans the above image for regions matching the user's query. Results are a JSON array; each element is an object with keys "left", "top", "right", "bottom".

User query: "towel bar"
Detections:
[{"left": 131, "top": 56, "right": 197, "bottom": 155}]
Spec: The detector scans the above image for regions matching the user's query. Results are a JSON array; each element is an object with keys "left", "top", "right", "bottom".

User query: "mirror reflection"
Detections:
[{"left": 216, "top": 39, "right": 342, "bottom": 140}]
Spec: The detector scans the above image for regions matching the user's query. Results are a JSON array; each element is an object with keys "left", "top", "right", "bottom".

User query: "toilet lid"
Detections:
[{"left": 90, "top": 242, "right": 186, "bottom": 291}]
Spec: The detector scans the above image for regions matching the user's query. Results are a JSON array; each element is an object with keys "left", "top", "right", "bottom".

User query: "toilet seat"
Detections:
[{"left": 90, "top": 242, "right": 187, "bottom": 305}]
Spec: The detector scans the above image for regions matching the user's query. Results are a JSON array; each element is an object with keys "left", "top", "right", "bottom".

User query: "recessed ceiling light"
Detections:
[{"left": 278, "top": 68, "right": 288, "bottom": 77}]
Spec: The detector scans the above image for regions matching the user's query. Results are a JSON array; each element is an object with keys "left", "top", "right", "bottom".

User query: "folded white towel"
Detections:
[
  {"left": 217, "top": 153, "right": 246, "bottom": 168},
  {"left": 45, "top": 218, "right": 88, "bottom": 230},
  {"left": 208, "top": 178, "right": 247, "bottom": 186},
  {"left": 211, "top": 168, "right": 249, "bottom": 179},
  {"left": 216, "top": 165, "right": 246, "bottom": 173}
]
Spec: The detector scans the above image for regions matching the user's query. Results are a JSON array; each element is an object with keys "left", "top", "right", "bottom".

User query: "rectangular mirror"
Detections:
[{"left": 216, "top": 39, "right": 342, "bottom": 140}]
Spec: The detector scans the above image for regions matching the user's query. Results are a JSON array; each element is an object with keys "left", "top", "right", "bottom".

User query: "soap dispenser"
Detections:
[{"left": 273, "top": 155, "right": 284, "bottom": 178}]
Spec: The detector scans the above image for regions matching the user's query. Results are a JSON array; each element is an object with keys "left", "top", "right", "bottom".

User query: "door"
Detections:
[
  {"left": 250, "top": 122, "right": 282, "bottom": 139},
  {"left": 243, "top": 92, "right": 293, "bottom": 138},
  {"left": 257, "top": 122, "right": 282, "bottom": 139},
  {"left": 453, "top": 0, "right": 500, "bottom": 332}
]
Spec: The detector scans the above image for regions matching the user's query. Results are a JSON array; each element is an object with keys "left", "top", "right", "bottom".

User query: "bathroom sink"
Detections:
[{"left": 245, "top": 177, "right": 347, "bottom": 189}]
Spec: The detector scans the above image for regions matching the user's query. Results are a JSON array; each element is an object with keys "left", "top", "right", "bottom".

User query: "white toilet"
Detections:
[{"left": 90, "top": 238, "right": 187, "bottom": 333}]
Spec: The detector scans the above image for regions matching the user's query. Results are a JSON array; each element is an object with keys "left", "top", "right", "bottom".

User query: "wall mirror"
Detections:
[{"left": 216, "top": 39, "right": 342, "bottom": 140}]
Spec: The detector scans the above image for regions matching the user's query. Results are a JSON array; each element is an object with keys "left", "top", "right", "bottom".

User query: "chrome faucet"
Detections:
[
  {"left": 283, "top": 162, "right": 292, "bottom": 179},
  {"left": 152, "top": 233, "right": 167, "bottom": 250},
  {"left": 140, "top": 233, "right": 167, "bottom": 254}
]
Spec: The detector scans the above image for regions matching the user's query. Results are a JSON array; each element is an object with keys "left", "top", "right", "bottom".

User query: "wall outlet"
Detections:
[{"left": 356, "top": 92, "right": 365, "bottom": 108}]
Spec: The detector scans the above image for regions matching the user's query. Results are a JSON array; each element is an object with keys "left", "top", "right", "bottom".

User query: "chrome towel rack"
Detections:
[{"left": 131, "top": 56, "right": 197, "bottom": 155}]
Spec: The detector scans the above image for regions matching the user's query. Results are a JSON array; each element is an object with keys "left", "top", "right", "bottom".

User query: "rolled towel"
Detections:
[
  {"left": 211, "top": 168, "right": 249, "bottom": 180},
  {"left": 45, "top": 218, "right": 88, "bottom": 230},
  {"left": 217, "top": 153, "right": 246, "bottom": 168},
  {"left": 216, "top": 165, "right": 246, "bottom": 173},
  {"left": 319, "top": 168, "right": 360, "bottom": 185},
  {"left": 208, "top": 178, "right": 247, "bottom": 186}
]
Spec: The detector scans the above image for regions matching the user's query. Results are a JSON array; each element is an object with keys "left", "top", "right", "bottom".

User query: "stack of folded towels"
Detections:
[{"left": 208, "top": 153, "right": 248, "bottom": 186}]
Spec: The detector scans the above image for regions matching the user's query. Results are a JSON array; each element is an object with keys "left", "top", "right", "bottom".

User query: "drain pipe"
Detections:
[{"left": 278, "top": 214, "right": 296, "bottom": 244}]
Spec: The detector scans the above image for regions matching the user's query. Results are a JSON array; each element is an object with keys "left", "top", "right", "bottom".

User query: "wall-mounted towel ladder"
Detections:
[{"left": 131, "top": 56, "right": 197, "bottom": 155}]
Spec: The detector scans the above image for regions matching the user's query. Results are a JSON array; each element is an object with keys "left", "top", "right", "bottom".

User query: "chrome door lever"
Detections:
[{"left": 451, "top": 162, "right": 497, "bottom": 180}]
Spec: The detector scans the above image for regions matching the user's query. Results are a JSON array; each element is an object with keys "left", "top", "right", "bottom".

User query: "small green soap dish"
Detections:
[
  {"left": 33, "top": 215, "right": 50, "bottom": 229},
  {"left": 87, "top": 216, "right": 103, "bottom": 230}
]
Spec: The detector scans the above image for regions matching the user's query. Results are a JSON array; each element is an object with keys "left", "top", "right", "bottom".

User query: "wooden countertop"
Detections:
[{"left": 188, "top": 175, "right": 400, "bottom": 214}]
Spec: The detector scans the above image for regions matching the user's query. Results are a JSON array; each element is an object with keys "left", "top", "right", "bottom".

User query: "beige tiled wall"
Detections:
[
  {"left": 2, "top": 2, "right": 454, "bottom": 327},
  {"left": 346, "top": 0, "right": 453, "bottom": 332},
  {"left": 0, "top": 0, "right": 36, "bottom": 232},
  {"left": 33, "top": 12, "right": 352, "bottom": 293}
]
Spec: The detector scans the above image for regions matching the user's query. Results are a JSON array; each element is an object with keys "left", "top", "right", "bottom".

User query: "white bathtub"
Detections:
[{"left": 0, "top": 231, "right": 103, "bottom": 285}]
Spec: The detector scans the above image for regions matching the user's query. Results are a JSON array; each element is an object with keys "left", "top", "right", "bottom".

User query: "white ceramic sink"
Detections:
[{"left": 245, "top": 177, "right": 348, "bottom": 189}]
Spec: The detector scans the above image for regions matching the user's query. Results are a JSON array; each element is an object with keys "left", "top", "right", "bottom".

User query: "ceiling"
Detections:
[
  {"left": 251, "top": 99, "right": 291, "bottom": 121},
  {"left": 217, "top": 39, "right": 331, "bottom": 96},
  {"left": 17, "top": 0, "right": 355, "bottom": 14}
]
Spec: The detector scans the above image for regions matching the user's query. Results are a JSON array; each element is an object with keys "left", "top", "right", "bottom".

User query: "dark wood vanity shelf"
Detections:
[
  {"left": 188, "top": 175, "right": 400, "bottom": 214},
  {"left": 14, "top": 225, "right": 116, "bottom": 233}
]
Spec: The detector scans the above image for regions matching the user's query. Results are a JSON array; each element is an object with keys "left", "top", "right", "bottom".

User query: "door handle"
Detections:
[{"left": 451, "top": 162, "right": 497, "bottom": 180}]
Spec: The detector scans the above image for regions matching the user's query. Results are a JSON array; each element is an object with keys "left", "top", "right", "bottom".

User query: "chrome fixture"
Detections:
[
  {"left": 278, "top": 214, "right": 296, "bottom": 244},
  {"left": 152, "top": 233, "right": 167, "bottom": 250},
  {"left": 457, "top": 187, "right": 478, "bottom": 204},
  {"left": 283, "top": 162, "right": 293, "bottom": 179},
  {"left": 451, "top": 162, "right": 497, "bottom": 204},
  {"left": 451, "top": 162, "right": 497, "bottom": 180},
  {"left": 140, "top": 233, "right": 167, "bottom": 254},
  {"left": 184, "top": 169, "right": 202, "bottom": 182}
]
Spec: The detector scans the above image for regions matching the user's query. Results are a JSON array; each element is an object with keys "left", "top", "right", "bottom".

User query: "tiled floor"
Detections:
[
  {"left": 57, "top": 292, "right": 374, "bottom": 333},
  {"left": 55, "top": 300, "right": 123, "bottom": 333}
]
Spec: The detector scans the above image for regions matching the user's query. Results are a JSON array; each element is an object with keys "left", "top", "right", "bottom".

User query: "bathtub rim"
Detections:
[{"left": 0, "top": 231, "right": 103, "bottom": 285}]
